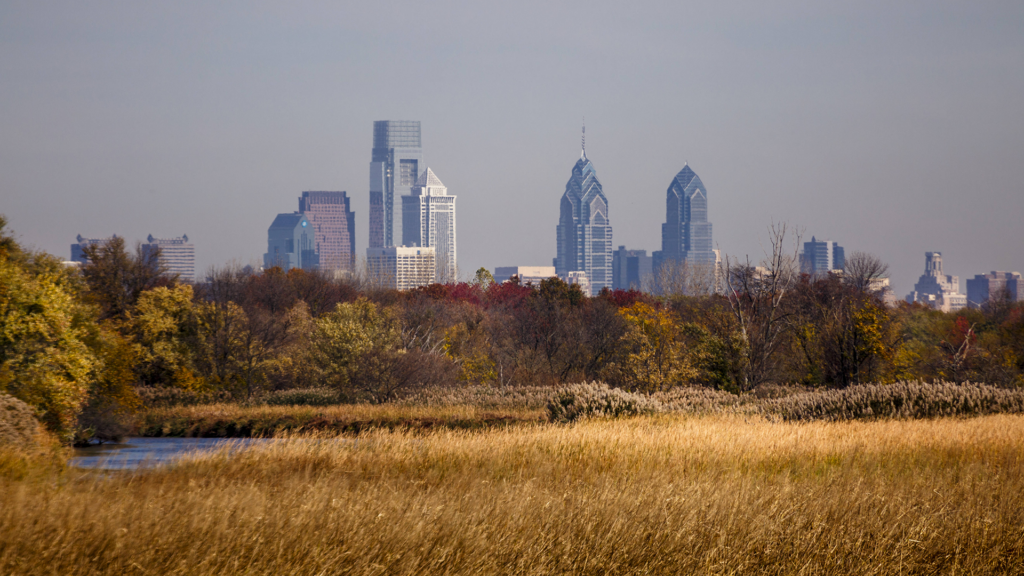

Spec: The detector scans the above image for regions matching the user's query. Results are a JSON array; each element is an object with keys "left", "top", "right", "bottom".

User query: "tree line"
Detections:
[{"left": 1, "top": 216, "right": 1022, "bottom": 442}]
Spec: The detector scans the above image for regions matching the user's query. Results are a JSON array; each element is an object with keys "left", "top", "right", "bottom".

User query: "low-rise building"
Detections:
[
  {"left": 564, "top": 270, "right": 591, "bottom": 297},
  {"left": 493, "top": 266, "right": 557, "bottom": 286},
  {"left": 366, "top": 246, "right": 435, "bottom": 290}
]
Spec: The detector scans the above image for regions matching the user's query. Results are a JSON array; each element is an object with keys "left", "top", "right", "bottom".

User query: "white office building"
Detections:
[
  {"left": 401, "top": 168, "right": 457, "bottom": 283},
  {"left": 366, "top": 246, "right": 436, "bottom": 291}
]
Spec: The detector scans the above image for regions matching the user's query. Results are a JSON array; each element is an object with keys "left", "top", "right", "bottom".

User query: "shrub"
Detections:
[
  {"left": 397, "top": 385, "right": 553, "bottom": 410},
  {"left": 653, "top": 386, "right": 751, "bottom": 415},
  {"left": 135, "top": 386, "right": 233, "bottom": 409},
  {"left": 263, "top": 387, "right": 342, "bottom": 407},
  {"left": 1, "top": 393, "right": 42, "bottom": 448},
  {"left": 547, "top": 382, "right": 663, "bottom": 423},
  {"left": 764, "top": 380, "right": 1024, "bottom": 421}
]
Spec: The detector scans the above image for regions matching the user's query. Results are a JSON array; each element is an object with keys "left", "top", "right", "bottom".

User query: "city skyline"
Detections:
[{"left": 3, "top": 3, "right": 1022, "bottom": 294}]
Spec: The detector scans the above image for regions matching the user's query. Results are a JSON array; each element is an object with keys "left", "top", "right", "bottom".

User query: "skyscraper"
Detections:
[
  {"left": 370, "top": 121, "right": 422, "bottom": 248},
  {"left": 554, "top": 126, "right": 613, "bottom": 292},
  {"left": 142, "top": 234, "right": 195, "bottom": 282},
  {"left": 299, "top": 191, "right": 355, "bottom": 273},
  {"left": 800, "top": 236, "right": 846, "bottom": 275},
  {"left": 966, "top": 271, "right": 1023, "bottom": 307},
  {"left": 656, "top": 164, "right": 715, "bottom": 268},
  {"left": 264, "top": 213, "right": 318, "bottom": 272},
  {"left": 402, "top": 168, "right": 457, "bottom": 283}
]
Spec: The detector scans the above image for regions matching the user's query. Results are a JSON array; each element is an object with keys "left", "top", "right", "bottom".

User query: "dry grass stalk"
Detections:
[{"left": 3, "top": 414, "right": 1023, "bottom": 574}]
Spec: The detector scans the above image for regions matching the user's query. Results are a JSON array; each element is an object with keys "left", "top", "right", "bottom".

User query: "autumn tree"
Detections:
[
  {"left": 608, "top": 302, "right": 695, "bottom": 392},
  {"left": 311, "top": 298, "right": 401, "bottom": 396}
]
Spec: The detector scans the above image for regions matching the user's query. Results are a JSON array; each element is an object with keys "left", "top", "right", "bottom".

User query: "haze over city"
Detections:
[{"left": 2, "top": 1, "right": 1022, "bottom": 294}]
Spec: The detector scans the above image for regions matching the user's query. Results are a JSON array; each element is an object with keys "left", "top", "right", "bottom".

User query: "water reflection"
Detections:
[{"left": 71, "top": 437, "right": 268, "bottom": 470}]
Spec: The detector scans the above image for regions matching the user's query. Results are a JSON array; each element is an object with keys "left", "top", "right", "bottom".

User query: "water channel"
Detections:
[{"left": 71, "top": 437, "right": 268, "bottom": 470}]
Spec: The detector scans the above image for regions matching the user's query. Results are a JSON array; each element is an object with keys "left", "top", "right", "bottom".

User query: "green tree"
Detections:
[{"left": 472, "top": 267, "right": 495, "bottom": 289}]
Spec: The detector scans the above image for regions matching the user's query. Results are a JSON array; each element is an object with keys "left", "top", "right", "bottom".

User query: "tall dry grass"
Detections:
[{"left": 3, "top": 414, "right": 1024, "bottom": 574}]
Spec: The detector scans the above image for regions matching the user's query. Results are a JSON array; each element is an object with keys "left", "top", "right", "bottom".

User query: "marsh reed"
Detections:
[{"left": 3, "top": 413, "right": 1024, "bottom": 574}]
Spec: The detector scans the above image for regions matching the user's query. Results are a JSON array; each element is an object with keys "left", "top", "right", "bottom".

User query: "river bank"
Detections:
[{"left": 132, "top": 402, "right": 546, "bottom": 437}]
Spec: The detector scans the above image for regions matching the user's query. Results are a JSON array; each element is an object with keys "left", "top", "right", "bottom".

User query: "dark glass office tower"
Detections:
[
  {"left": 554, "top": 132, "right": 613, "bottom": 292},
  {"left": 370, "top": 121, "right": 422, "bottom": 248},
  {"left": 800, "top": 236, "right": 845, "bottom": 275},
  {"left": 660, "top": 164, "right": 714, "bottom": 265}
]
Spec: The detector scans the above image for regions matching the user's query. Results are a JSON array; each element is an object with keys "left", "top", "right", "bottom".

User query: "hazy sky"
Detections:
[{"left": 2, "top": 1, "right": 1022, "bottom": 294}]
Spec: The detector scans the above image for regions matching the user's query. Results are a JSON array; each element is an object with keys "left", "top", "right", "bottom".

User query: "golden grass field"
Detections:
[{"left": 3, "top": 413, "right": 1024, "bottom": 575}]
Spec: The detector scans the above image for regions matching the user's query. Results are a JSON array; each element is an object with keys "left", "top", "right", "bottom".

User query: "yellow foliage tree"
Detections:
[
  {"left": 311, "top": 298, "right": 401, "bottom": 392},
  {"left": 130, "top": 284, "right": 204, "bottom": 389},
  {"left": 614, "top": 302, "right": 695, "bottom": 392},
  {"left": 0, "top": 255, "right": 95, "bottom": 440}
]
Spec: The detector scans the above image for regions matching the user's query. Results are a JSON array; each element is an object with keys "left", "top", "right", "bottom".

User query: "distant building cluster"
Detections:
[
  {"left": 66, "top": 119, "right": 1019, "bottom": 302},
  {"left": 498, "top": 126, "right": 721, "bottom": 297},
  {"left": 265, "top": 191, "right": 355, "bottom": 274}
]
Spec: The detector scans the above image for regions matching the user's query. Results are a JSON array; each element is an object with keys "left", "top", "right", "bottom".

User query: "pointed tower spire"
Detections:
[{"left": 581, "top": 117, "right": 587, "bottom": 159}]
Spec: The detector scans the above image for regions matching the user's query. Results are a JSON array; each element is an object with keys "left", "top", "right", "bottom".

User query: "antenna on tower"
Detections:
[{"left": 581, "top": 117, "right": 586, "bottom": 159}]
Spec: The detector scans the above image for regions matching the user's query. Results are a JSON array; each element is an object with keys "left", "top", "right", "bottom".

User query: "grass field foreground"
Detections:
[{"left": 3, "top": 414, "right": 1024, "bottom": 574}]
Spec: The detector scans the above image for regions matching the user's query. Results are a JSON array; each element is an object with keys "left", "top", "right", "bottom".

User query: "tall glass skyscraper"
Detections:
[
  {"left": 659, "top": 164, "right": 714, "bottom": 265},
  {"left": 555, "top": 130, "right": 613, "bottom": 292},
  {"left": 369, "top": 121, "right": 422, "bottom": 248}
]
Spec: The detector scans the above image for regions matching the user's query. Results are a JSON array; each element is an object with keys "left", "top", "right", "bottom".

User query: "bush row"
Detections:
[
  {"left": 544, "top": 381, "right": 1024, "bottom": 423},
  {"left": 764, "top": 381, "right": 1024, "bottom": 421}
]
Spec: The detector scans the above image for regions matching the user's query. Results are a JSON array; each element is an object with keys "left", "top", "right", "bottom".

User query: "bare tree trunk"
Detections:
[{"left": 723, "top": 222, "right": 800, "bottom": 390}]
